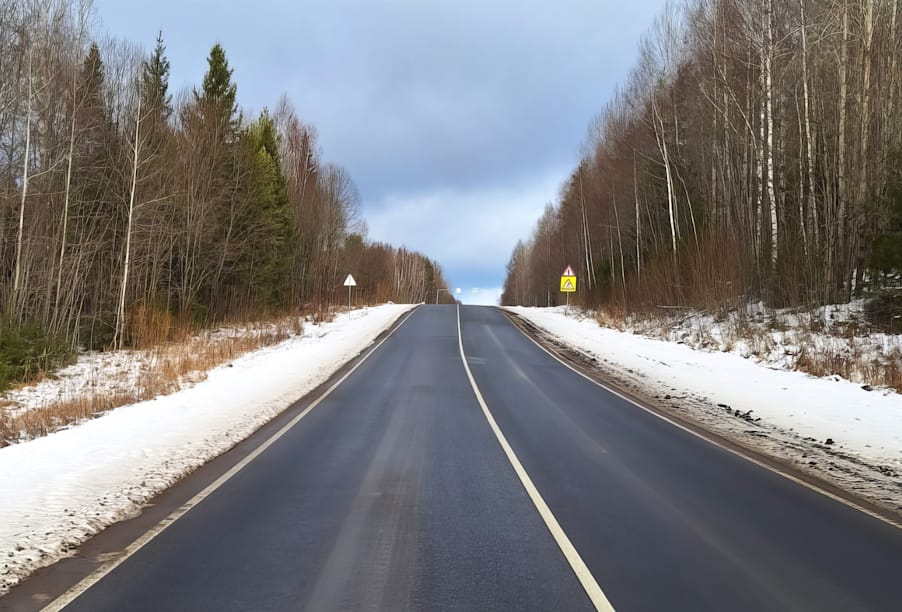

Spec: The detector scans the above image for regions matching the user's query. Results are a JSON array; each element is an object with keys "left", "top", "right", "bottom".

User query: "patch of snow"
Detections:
[{"left": 0, "top": 304, "right": 414, "bottom": 595}]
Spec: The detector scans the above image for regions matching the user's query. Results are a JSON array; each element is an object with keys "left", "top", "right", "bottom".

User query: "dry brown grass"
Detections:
[
  {"left": 0, "top": 317, "right": 304, "bottom": 446},
  {"left": 797, "top": 344, "right": 902, "bottom": 393},
  {"left": 0, "top": 409, "right": 13, "bottom": 446},
  {"left": 593, "top": 295, "right": 902, "bottom": 395}
]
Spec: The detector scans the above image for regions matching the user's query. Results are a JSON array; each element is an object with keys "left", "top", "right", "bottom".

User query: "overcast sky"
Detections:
[{"left": 95, "top": 0, "right": 666, "bottom": 305}]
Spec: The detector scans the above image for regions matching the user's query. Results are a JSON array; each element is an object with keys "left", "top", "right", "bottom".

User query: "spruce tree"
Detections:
[
  {"left": 871, "top": 148, "right": 902, "bottom": 276},
  {"left": 76, "top": 42, "right": 111, "bottom": 162},
  {"left": 195, "top": 43, "right": 238, "bottom": 132},
  {"left": 75, "top": 43, "right": 122, "bottom": 345},
  {"left": 241, "top": 109, "right": 293, "bottom": 305},
  {"left": 80, "top": 43, "right": 107, "bottom": 127},
  {"left": 141, "top": 31, "right": 172, "bottom": 119}
]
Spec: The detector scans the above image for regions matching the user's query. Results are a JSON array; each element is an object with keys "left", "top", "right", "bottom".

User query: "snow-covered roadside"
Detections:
[
  {"left": 507, "top": 307, "right": 902, "bottom": 511},
  {"left": 2, "top": 319, "right": 299, "bottom": 420},
  {"left": 614, "top": 300, "right": 902, "bottom": 391},
  {"left": 0, "top": 304, "right": 415, "bottom": 595}
]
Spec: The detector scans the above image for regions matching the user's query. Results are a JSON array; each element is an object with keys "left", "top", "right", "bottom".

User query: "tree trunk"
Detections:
[
  {"left": 828, "top": 0, "right": 849, "bottom": 303},
  {"left": 633, "top": 151, "right": 641, "bottom": 277},
  {"left": 653, "top": 96, "right": 678, "bottom": 256},
  {"left": 850, "top": 0, "right": 874, "bottom": 299},
  {"left": 115, "top": 94, "right": 142, "bottom": 349},
  {"left": 12, "top": 46, "right": 33, "bottom": 318},
  {"left": 799, "top": 0, "right": 818, "bottom": 250},
  {"left": 887, "top": 0, "right": 898, "bottom": 149},
  {"left": 578, "top": 170, "right": 595, "bottom": 290},
  {"left": 764, "top": 0, "right": 778, "bottom": 271}
]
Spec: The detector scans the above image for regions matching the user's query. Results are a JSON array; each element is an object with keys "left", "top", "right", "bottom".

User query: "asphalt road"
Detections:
[{"left": 20, "top": 305, "right": 902, "bottom": 610}]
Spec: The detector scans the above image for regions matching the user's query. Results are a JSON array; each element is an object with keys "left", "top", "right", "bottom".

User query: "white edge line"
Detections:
[
  {"left": 456, "top": 305, "right": 616, "bottom": 612},
  {"left": 502, "top": 307, "right": 902, "bottom": 532},
  {"left": 43, "top": 306, "right": 420, "bottom": 612}
]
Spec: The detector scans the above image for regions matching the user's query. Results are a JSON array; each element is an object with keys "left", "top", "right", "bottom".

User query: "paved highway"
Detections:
[{"left": 13, "top": 305, "right": 902, "bottom": 611}]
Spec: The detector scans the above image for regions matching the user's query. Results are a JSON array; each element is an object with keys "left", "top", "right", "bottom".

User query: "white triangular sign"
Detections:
[
  {"left": 562, "top": 278, "right": 574, "bottom": 291},
  {"left": 562, "top": 265, "right": 575, "bottom": 276},
  {"left": 344, "top": 274, "right": 357, "bottom": 287}
]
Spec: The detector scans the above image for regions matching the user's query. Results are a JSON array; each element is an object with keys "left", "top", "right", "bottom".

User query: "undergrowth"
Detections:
[{"left": 0, "top": 321, "right": 74, "bottom": 393}]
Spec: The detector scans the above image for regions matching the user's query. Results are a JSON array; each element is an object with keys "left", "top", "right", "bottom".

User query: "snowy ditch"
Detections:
[
  {"left": 507, "top": 306, "right": 902, "bottom": 519},
  {"left": 0, "top": 304, "right": 415, "bottom": 595}
]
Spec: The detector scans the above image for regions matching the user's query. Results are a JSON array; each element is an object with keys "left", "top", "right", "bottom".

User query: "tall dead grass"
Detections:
[
  {"left": 796, "top": 344, "right": 902, "bottom": 392},
  {"left": 0, "top": 316, "right": 305, "bottom": 447}
]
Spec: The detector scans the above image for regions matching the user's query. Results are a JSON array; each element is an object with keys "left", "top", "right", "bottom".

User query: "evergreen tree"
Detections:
[
  {"left": 141, "top": 31, "right": 172, "bottom": 120},
  {"left": 73, "top": 42, "right": 122, "bottom": 346},
  {"left": 75, "top": 41, "right": 112, "bottom": 171},
  {"left": 81, "top": 42, "right": 104, "bottom": 99},
  {"left": 194, "top": 43, "right": 238, "bottom": 133},
  {"left": 871, "top": 148, "right": 902, "bottom": 277},
  {"left": 239, "top": 109, "right": 293, "bottom": 305},
  {"left": 79, "top": 42, "right": 109, "bottom": 150}
]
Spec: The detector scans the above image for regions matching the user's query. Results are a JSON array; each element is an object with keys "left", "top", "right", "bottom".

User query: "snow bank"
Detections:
[
  {"left": 508, "top": 306, "right": 902, "bottom": 463},
  {"left": 617, "top": 299, "right": 902, "bottom": 381},
  {"left": 0, "top": 304, "right": 414, "bottom": 594}
]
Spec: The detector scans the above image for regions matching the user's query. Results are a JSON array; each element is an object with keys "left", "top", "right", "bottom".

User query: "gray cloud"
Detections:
[
  {"left": 95, "top": 0, "right": 666, "bottom": 297},
  {"left": 366, "top": 165, "right": 563, "bottom": 265}
]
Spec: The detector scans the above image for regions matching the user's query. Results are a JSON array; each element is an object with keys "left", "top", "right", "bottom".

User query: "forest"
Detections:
[
  {"left": 0, "top": 1, "right": 449, "bottom": 385},
  {"left": 502, "top": 0, "right": 902, "bottom": 324}
]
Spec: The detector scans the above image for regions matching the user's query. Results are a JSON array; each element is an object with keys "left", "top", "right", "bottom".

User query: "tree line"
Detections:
[
  {"left": 0, "top": 0, "right": 448, "bottom": 355},
  {"left": 502, "top": 0, "right": 902, "bottom": 316}
]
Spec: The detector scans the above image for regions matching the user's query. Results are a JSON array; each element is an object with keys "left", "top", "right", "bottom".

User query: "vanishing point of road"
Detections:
[{"left": 4, "top": 305, "right": 902, "bottom": 612}]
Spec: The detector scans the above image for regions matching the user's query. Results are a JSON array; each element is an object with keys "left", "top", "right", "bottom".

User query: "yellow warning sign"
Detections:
[{"left": 560, "top": 276, "right": 577, "bottom": 293}]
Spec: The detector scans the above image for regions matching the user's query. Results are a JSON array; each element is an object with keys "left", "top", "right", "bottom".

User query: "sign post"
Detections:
[
  {"left": 344, "top": 274, "right": 357, "bottom": 318},
  {"left": 560, "top": 265, "right": 576, "bottom": 315}
]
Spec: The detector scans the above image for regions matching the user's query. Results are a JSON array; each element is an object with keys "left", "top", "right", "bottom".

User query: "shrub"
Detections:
[
  {"left": 865, "top": 288, "right": 902, "bottom": 334},
  {"left": 0, "top": 321, "right": 74, "bottom": 392}
]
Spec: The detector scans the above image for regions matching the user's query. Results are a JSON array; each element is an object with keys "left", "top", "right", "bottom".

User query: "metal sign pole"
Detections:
[
  {"left": 560, "top": 265, "right": 575, "bottom": 316},
  {"left": 343, "top": 274, "right": 357, "bottom": 319}
]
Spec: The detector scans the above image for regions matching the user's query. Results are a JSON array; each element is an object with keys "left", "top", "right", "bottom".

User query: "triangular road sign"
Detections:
[
  {"left": 562, "top": 265, "right": 575, "bottom": 277},
  {"left": 344, "top": 274, "right": 357, "bottom": 287},
  {"left": 560, "top": 275, "right": 577, "bottom": 292}
]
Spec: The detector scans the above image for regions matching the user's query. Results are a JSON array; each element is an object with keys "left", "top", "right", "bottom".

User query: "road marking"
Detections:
[
  {"left": 504, "top": 309, "right": 902, "bottom": 532},
  {"left": 455, "top": 305, "right": 616, "bottom": 612},
  {"left": 42, "top": 307, "right": 421, "bottom": 612}
]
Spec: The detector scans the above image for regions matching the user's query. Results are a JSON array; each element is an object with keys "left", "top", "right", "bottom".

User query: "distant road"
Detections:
[{"left": 8, "top": 305, "right": 902, "bottom": 611}]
